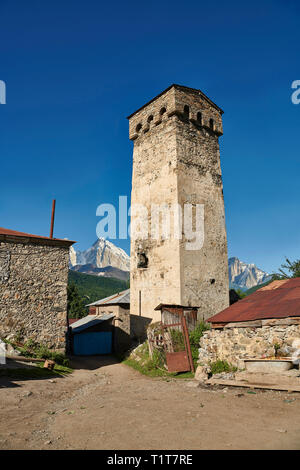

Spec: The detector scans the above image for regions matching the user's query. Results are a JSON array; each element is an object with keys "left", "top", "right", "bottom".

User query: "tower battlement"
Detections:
[{"left": 128, "top": 84, "right": 223, "bottom": 141}]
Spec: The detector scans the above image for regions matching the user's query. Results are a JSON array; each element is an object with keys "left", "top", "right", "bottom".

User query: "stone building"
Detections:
[
  {"left": 0, "top": 227, "right": 75, "bottom": 349},
  {"left": 128, "top": 84, "right": 229, "bottom": 323},
  {"left": 86, "top": 289, "right": 150, "bottom": 351},
  {"left": 87, "top": 289, "right": 131, "bottom": 352},
  {"left": 198, "top": 278, "right": 300, "bottom": 368}
]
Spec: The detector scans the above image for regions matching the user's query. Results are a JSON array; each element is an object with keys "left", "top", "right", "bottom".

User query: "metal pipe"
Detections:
[
  {"left": 50, "top": 199, "right": 56, "bottom": 238},
  {"left": 139, "top": 290, "right": 141, "bottom": 316}
]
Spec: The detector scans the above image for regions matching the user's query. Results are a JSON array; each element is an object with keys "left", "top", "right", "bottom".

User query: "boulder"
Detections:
[{"left": 194, "top": 365, "right": 209, "bottom": 383}]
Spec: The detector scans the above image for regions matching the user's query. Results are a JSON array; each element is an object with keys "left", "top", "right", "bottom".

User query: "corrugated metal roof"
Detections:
[
  {"left": 70, "top": 313, "right": 115, "bottom": 333},
  {"left": 208, "top": 278, "right": 300, "bottom": 324},
  {"left": 0, "top": 227, "right": 75, "bottom": 245},
  {"left": 87, "top": 289, "right": 130, "bottom": 307}
]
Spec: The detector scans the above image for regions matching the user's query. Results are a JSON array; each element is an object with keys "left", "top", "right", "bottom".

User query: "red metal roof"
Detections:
[
  {"left": 0, "top": 227, "right": 75, "bottom": 246},
  {"left": 207, "top": 278, "right": 300, "bottom": 324}
]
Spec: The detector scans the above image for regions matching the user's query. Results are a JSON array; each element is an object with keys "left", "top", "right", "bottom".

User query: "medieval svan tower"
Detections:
[{"left": 128, "top": 84, "right": 229, "bottom": 323}]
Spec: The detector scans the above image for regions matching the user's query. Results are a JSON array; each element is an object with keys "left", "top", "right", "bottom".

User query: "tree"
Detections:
[
  {"left": 67, "top": 283, "right": 87, "bottom": 319},
  {"left": 275, "top": 257, "right": 300, "bottom": 279}
]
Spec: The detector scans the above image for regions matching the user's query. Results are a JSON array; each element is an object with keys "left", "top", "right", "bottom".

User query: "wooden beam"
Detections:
[{"left": 207, "top": 378, "right": 300, "bottom": 393}]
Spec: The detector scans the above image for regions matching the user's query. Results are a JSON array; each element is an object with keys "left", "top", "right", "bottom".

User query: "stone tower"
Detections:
[{"left": 128, "top": 84, "right": 229, "bottom": 323}]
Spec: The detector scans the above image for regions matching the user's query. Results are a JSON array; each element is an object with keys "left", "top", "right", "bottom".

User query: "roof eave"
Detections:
[{"left": 126, "top": 84, "right": 224, "bottom": 120}]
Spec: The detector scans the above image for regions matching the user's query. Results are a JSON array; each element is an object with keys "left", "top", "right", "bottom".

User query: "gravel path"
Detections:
[{"left": 0, "top": 355, "right": 299, "bottom": 450}]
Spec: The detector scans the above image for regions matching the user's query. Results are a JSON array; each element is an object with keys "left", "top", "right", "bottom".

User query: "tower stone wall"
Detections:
[{"left": 128, "top": 84, "right": 229, "bottom": 323}]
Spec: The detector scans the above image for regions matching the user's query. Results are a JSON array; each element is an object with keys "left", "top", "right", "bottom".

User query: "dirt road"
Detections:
[{"left": 0, "top": 356, "right": 299, "bottom": 450}]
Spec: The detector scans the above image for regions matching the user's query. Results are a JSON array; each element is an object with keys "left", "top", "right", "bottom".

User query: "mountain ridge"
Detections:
[{"left": 69, "top": 240, "right": 270, "bottom": 291}]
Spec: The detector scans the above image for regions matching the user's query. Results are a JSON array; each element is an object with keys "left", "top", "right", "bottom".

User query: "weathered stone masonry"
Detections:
[
  {"left": 198, "top": 319, "right": 300, "bottom": 369},
  {"left": 0, "top": 233, "right": 73, "bottom": 349},
  {"left": 129, "top": 84, "right": 229, "bottom": 323}
]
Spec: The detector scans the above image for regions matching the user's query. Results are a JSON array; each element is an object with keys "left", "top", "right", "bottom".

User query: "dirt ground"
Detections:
[{"left": 0, "top": 356, "right": 299, "bottom": 450}]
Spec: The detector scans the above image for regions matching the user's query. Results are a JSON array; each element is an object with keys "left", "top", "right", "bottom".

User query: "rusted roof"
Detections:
[
  {"left": 0, "top": 227, "right": 75, "bottom": 246},
  {"left": 208, "top": 278, "right": 300, "bottom": 324}
]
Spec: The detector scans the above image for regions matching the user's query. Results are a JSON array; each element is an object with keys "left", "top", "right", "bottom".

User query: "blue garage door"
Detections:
[{"left": 73, "top": 332, "right": 112, "bottom": 355}]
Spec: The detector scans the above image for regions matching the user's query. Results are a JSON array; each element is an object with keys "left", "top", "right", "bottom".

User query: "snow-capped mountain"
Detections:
[
  {"left": 70, "top": 238, "right": 130, "bottom": 272},
  {"left": 70, "top": 241, "right": 269, "bottom": 292},
  {"left": 228, "top": 257, "right": 271, "bottom": 291}
]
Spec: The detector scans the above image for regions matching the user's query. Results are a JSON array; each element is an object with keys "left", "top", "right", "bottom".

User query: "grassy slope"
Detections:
[
  {"left": 245, "top": 279, "right": 273, "bottom": 296},
  {"left": 68, "top": 270, "right": 128, "bottom": 305}
]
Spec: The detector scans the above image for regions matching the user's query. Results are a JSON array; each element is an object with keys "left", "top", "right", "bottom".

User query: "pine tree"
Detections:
[
  {"left": 275, "top": 257, "right": 300, "bottom": 279},
  {"left": 67, "top": 283, "right": 87, "bottom": 319}
]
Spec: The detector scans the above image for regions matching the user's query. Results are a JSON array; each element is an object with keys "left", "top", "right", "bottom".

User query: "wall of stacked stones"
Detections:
[
  {"left": 198, "top": 321, "right": 300, "bottom": 368},
  {"left": 0, "top": 239, "right": 70, "bottom": 349}
]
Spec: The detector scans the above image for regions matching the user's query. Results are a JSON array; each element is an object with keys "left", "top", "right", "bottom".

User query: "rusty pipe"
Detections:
[{"left": 50, "top": 199, "right": 56, "bottom": 238}]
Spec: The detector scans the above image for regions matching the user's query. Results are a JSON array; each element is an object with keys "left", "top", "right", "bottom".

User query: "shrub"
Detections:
[
  {"left": 210, "top": 359, "right": 237, "bottom": 375},
  {"left": 189, "top": 321, "right": 210, "bottom": 348}
]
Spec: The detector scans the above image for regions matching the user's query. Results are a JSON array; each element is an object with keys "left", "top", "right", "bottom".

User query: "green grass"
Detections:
[
  {"left": 245, "top": 279, "right": 273, "bottom": 296},
  {"left": 0, "top": 363, "right": 73, "bottom": 379},
  {"left": 210, "top": 359, "right": 237, "bottom": 375},
  {"left": 123, "top": 358, "right": 194, "bottom": 379},
  {"left": 68, "top": 270, "right": 128, "bottom": 306},
  {"left": 123, "top": 322, "right": 211, "bottom": 379},
  {"left": 4, "top": 338, "right": 70, "bottom": 366}
]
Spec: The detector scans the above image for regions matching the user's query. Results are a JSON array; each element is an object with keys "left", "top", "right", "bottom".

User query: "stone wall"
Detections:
[
  {"left": 0, "top": 237, "right": 71, "bottom": 349},
  {"left": 198, "top": 320, "right": 300, "bottom": 368}
]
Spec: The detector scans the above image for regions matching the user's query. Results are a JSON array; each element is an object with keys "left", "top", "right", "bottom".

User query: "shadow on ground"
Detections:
[
  {"left": 0, "top": 358, "right": 69, "bottom": 387},
  {"left": 68, "top": 354, "right": 120, "bottom": 371}
]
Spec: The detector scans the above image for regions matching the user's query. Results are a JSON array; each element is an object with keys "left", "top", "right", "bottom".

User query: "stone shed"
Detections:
[
  {"left": 87, "top": 289, "right": 132, "bottom": 352},
  {"left": 198, "top": 279, "right": 300, "bottom": 368},
  {"left": 0, "top": 227, "right": 75, "bottom": 350},
  {"left": 87, "top": 288, "right": 151, "bottom": 350}
]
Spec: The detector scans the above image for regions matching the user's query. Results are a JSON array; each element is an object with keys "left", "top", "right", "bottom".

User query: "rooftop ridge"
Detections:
[
  {"left": 126, "top": 84, "right": 224, "bottom": 119},
  {"left": 0, "top": 226, "right": 76, "bottom": 245}
]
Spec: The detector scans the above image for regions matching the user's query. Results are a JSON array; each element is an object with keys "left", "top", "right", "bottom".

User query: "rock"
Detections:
[
  {"left": 276, "top": 429, "right": 287, "bottom": 433},
  {"left": 22, "top": 391, "right": 32, "bottom": 397},
  {"left": 6, "top": 344, "right": 21, "bottom": 356},
  {"left": 194, "top": 365, "right": 209, "bottom": 383},
  {"left": 212, "top": 372, "right": 235, "bottom": 380}
]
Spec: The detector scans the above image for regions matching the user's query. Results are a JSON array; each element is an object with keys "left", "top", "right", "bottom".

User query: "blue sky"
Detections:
[{"left": 0, "top": 0, "right": 299, "bottom": 274}]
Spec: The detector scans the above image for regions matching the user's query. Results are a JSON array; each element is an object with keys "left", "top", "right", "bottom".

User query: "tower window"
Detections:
[
  {"left": 137, "top": 252, "right": 148, "bottom": 269},
  {"left": 197, "top": 112, "right": 202, "bottom": 125},
  {"left": 160, "top": 107, "right": 166, "bottom": 116},
  {"left": 147, "top": 115, "right": 154, "bottom": 123},
  {"left": 209, "top": 118, "right": 214, "bottom": 130},
  {"left": 136, "top": 123, "right": 142, "bottom": 132},
  {"left": 184, "top": 105, "right": 190, "bottom": 118}
]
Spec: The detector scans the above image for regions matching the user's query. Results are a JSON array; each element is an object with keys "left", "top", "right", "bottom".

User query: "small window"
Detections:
[
  {"left": 209, "top": 118, "right": 214, "bottom": 130},
  {"left": 160, "top": 107, "right": 166, "bottom": 116},
  {"left": 197, "top": 112, "right": 202, "bottom": 125},
  {"left": 136, "top": 123, "right": 142, "bottom": 132},
  {"left": 137, "top": 252, "right": 148, "bottom": 268},
  {"left": 147, "top": 115, "right": 153, "bottom": 123},
  {"left": 184, "top": 105, "right": 190, "bottom": 118}
]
